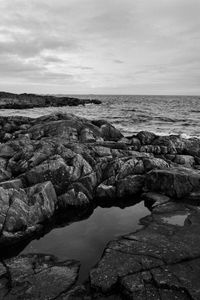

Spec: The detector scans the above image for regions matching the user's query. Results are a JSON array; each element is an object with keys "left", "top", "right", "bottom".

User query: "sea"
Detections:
[{"left": 0, "top": 94, "right": 200, "bottom": 137}]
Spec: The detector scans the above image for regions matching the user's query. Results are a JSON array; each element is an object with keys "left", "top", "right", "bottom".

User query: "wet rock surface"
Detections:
[
  {"left": 0, "top": 112, "right": 200, "bottom": 298},
  {"left": 0, "top": 91, "right": 101, "bottom": 109}
]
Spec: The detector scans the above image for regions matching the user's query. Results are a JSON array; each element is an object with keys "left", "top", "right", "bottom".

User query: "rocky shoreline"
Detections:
[
  {"left": 0, "top": 112, "right": 200, "bottom": 299},
  {"left": 0, "top": 91, "right": 101, "bottom": 109}
]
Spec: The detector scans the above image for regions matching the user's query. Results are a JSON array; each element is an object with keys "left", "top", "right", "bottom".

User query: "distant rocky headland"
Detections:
[
  {"left": 0, "top": 112, "right": 200, "bottom": 299},
  {"left": 0, "top": 91, "right": 101, "bottom": 109}
]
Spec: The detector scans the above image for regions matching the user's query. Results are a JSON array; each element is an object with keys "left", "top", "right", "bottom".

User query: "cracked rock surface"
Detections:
[
  {"left": 0, "top": 254, "right": 80, "bottom": 299},
  {"left": 89, "top": 202, "right": 200, "bottom": 299}
]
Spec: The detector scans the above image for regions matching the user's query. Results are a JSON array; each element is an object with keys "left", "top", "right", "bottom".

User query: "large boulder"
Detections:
[
  {"left": 145, "top": 167, "right": 200, "bottom": 198},
  {"left": 174, "top": 154, "right": 195, "bottom": 167},
  {"left": 0, "top": 144, "right": 16, "bottom": 158},
  {"left": 0, "top": 181, "right": 57, "bottom": 246},
  {"left": 152, "top": 135, "right": 185, "bottom": 153},
  {"left": 116, "top": 175, "right": 145, "bottom": 198},
  {"left": 26, "top": 181, "right": 57, "bottom": 224},
  {"left": 25, "top": 155, "right": 73, "bottom": 194},
  {"left": 137, "top": 131, "right": 157, "bottom": 145},
  {"left": 95, "top": 183, "right": 116, "bottom": 200},
  {"left": 142, "top": 157, "right": 169, "bottom": 172},
  {"left": 116, "top": 158, "right": 144, "bottom": 180},
  {"left": 100, "top": 123, "right": 123, "bottom": 141}
]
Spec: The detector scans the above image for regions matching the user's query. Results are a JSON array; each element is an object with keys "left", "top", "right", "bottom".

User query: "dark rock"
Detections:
[
  {"left": 100, "top": 123, "right": 123, "bottom": 141},
  {"left": 174, "top": 154, "right": 195, "bottom": 167},
  {"left": 0, "top": 143, "right": 16, "bottom": 158},
  {"left": 116, "top": 175, "right": 145, "bottom": 198},
  {"left": 129, "top": 137, "right": 141, "bottom": 150},
  {"left": 0, "top": 167, "right": 11, "bottom": 182},
  {"left": 152, "top": 135, "right": 184, "bottom": 154},
  {"left": 142, "top": 192, "right": 171, "bottom": 209},
  {"left": 184, "top": 138, "right": 200, "bottom": 157},
  {"left": 137, "top": 131, "right": 157, "bottom": 145},
  {"left": 0, "top": 254, "right": 80, "bottom": 299},
  {"left": 146, "top": 167, "right": 200, "bottom": 198},
  {"left": 0, "top": 91, "right": 101, "bottom": 109},
  {"left": 185, "top": 191, "right": 200, "bottom": 205},
  {"left": 96, "top": 183, "right": 116, "bottom": 200},
  {"left": 142, "top": 157, "right": 169, "bottom": 172}
]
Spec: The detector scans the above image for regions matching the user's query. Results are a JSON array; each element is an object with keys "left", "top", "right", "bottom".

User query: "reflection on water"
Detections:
[
  {"left": 23, "top": 201, "right": 149, "bottom": 282},
  {"left": 162, "top": 213, "right": 189, "bottom": 226}
]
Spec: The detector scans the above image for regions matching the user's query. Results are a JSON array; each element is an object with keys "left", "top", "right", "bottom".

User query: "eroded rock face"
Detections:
[
  {"left": 0, "top": 254, "right": 80, "bottom": 299},
  {"left": 0, "top": 181, "right": 57, "bottom": 247}
]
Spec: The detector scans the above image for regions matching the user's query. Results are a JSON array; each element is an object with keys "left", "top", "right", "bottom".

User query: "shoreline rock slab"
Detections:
[
  {"left": 89, "top": 202, "right": 200, "bottom": 299},
  {"left": 0, "top": 254, "right": 80, "bottom": 299}
]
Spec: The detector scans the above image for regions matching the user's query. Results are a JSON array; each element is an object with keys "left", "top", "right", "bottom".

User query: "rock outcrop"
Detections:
[
  {"left": 0, "top": 112, "right": 200, "bottom": 298},
  {"left": 0, "top": 254, "right": 80, "bottom": 299},
  {"left": 89, "top": 202, "right": 200, "bottom": 299},
  {"left": 0, "top": 113, "right": 200, "bottom": 249},
  {"left": 0, "top": 91, "right": 101, "bottom": 109}
]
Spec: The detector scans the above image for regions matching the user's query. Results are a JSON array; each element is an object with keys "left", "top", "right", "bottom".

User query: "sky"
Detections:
[{"left": 0, "top": 0, "right": 199, "bottom": 95}]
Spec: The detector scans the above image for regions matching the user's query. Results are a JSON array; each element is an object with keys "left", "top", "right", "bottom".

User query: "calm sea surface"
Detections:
[{"left": 0, "top": 94, "right": 200, "bottom": 136}]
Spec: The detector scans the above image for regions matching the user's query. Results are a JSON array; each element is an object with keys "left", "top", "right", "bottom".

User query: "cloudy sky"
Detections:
[{"left": 0, "top": 0, "right": 199, "bottom": 95}]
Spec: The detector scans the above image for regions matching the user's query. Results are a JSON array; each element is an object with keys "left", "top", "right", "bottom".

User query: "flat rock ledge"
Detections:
[
  {"left": 0, "top": 253, "right": 80, "bottom": 299},
  {"left": 0, "top": 113, "right": 200, "bottom": 298},
  {"left": 89, "top": 202, "right": 200, "bottom": 299}
]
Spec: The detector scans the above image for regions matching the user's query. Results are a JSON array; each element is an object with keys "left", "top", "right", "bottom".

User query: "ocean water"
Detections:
[{"left": 0, "top": 94, "right": 200, "bottom": 136}]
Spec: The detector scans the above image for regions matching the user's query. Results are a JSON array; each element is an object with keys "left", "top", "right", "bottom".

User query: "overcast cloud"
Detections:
[{"left": 0, "top": 0, "right": 199, "bottom": 94}]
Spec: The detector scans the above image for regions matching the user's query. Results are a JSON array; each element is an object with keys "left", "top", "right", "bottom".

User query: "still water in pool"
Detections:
[{"left": 23, "top": 201, "right": 149, "bottom": 282}]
